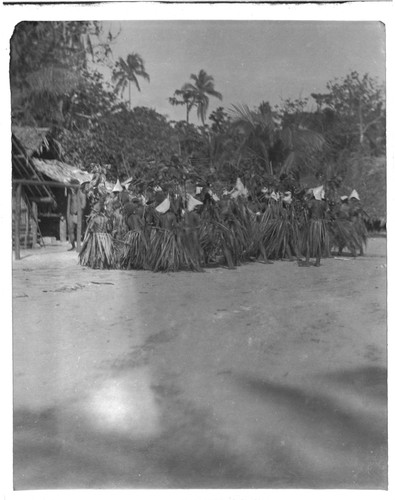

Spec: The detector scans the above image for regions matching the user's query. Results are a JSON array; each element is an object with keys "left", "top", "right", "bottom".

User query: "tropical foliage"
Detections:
[
  {"left": 10, "top": 21, "right": 114, "bottom": 126},
  {"left": 10, "top": 22, "right": 385, "bottom": 215}
]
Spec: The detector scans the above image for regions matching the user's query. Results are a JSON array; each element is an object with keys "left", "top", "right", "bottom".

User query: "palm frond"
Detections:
[{"left": 26, "top": 65, "right": 82, "bottom": 96}]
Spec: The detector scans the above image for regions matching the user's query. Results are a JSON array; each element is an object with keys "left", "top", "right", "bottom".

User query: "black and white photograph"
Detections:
[{"left": 3, "top": 2, "right": 392, "bottom": 495}]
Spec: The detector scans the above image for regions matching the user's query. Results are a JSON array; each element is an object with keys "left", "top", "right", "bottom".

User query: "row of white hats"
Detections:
[
  {"left": 309, "top": 187, "right": 360, "bottom": 202},
  {"left": 155, "top": 193, "right": 204, "bottom": 214}
]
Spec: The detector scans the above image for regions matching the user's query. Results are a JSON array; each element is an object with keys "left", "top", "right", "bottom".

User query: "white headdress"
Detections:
[
  {"left": 312, "top": 185, "right": 325, "bottom": 201},
  {"left": 112, "top": 179, "right": 123, "bottom": 193},
  {"left": 186, "top": 194, "right": 203, "bottom": 212},
  {"left": 155, "top": 195, "right": 170, "bottom": 213}
]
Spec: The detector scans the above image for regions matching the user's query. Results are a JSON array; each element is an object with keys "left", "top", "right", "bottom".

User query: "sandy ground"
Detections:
[{"left": 12, "top": 238, "right": 387, "bottom": 490}]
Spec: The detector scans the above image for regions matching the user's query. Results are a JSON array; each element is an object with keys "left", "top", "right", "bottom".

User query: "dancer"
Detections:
[{"left": 300, "top": 187, "right": 330, "bottom": 267}]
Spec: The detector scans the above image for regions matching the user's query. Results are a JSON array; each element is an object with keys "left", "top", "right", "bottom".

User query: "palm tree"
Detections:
[
  {"left": 112, "top": 53, "right": 150, "bottom": 110},
  {"left": 182, "top": 70, "right": 222, "bottom": 126},
  {"left": 168, "top": 88, "right": 196, "bottom": 124}
]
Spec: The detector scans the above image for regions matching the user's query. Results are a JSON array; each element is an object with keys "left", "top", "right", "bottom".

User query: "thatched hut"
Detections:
[
  {"left": 12, "top": 129, "right": 56, "bottom": 252},
  {"left": 12, "top": 126, "right": 91, "bottom": 258}
]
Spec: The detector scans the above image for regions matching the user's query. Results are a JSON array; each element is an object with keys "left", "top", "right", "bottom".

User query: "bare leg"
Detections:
[
  {"left": 258, "top": 243, "right": 273, "bottom": 264},
  {"left": 223, "top": 245, "right": 235, "bottom": 269},
  {"left": 299, "top": 240, "right": 310, "bottom": 267},
  {"left": 68, "top": 221, "right": 76, "bottom": 250},
  {"left": 286, "top": 244, "right": 295, "bottom": 261}
]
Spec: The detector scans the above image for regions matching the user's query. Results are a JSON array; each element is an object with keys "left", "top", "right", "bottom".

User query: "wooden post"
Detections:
[
  {"left": 66, "top": 189, "right": 71, "bottom": 244},
  {"left": 31, "top": 202, "right": 38, "bottom": 247},
  {"left": 24, "top": 202, "right": 29, "bottom": 249},
  {"left": 76, "top": 188, "right": 82, "bottom": 252},
  {"left": 14, "top": 184, "right": 22, "bottom": 260}
]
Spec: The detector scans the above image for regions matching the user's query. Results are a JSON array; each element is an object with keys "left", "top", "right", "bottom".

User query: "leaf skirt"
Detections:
[
  {"left": 301, "top": 219, "right": 330, "bottom": 258},
  {"left": 260, "top": 216, "right": 300, "bottom": 260},
  {"left": 119, "top": 230, "right": 149, "bottom": 270},
  {"left": 352, "top": 217, "right": 368, "bottom": 248},
  {"left": 329, "top": 219, "right": 360, "bottom": 254},
  {"left": 79, "top": 232, "right": 117, "bottom": 269},
  {"left": 148, "top": 228, "right": 202, "bottom": 272}
]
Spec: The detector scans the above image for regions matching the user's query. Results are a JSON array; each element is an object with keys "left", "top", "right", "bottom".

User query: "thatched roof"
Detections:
[
  {"left": 11, "top": 126, "right": 50, "bottom": 157},
  {"left": 12, "top": 134, "right": 55, "bottom": 201},
  {"left": 32, "top": 158, "right": 92, "bottom": 185}
]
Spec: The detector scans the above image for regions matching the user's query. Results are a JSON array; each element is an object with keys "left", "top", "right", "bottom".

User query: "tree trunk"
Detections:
[{"left": 358, "top": 102, "right": 364, "bottom": 145}]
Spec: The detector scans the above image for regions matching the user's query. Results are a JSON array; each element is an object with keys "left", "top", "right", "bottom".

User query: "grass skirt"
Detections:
[
  {"left": 221, "top": 218, "right": 248, "bottom": 265},
  {"left": 199, "top": 219, "right": 223, "bottom": 264},
  {"left": 352, "top": 217, "right": 368, "bottom": 249},
  {"left": 301, "top": 219, "right": 330, "bottom": 258},
  {"left": 148, "top": 228, "right": 202, "bottom": 272},
  {"left": 119, "top": 230, "right": 149, "bottom": 270},
  {"left": 329, "top": 219, "right": 360, "bottom": 255},
  {"left": 79, "top": 232, "right": 117, "bottom": 269},
  {"left": 260, "top": 213, "right": 300, "bottom": 260},
  {"left": 248, "top": 217, "right": 267, "bottom": 258}
]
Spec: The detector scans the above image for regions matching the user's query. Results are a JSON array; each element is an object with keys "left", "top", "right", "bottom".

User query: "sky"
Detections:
[{"left": 101, "top": 21, "right": 385, "bottom": 123}]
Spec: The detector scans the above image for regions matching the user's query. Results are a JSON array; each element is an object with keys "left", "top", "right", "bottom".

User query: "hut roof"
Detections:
[
  {"left": 11, "top": 126, "right": 50, "bottom": 157},
  {"left": 12, "top": 134, "right": 55, "bottom": 201},
  {"left": 32, "top": 158, "right": 92, "bottom": 185}
]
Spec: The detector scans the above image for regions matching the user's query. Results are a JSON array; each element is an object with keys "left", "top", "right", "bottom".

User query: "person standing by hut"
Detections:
[{"left": 67, "top": 179, "right": 86, "bottom": 251}]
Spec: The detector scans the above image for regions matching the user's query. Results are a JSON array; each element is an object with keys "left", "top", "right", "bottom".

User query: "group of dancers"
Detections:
[{"left": 78, "top": 177, "right": 368, "bottom": 271}]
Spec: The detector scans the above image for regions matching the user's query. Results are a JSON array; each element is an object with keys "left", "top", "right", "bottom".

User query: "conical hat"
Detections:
[
  {"left": 235, "top": 178, "right": 244, "bottom": 192},
  {"left": 187, "top": 194, "right": 203, "bottom": 212},
  {"left": 313, "top": 185, "right": 325, "bottom": 201},
  {"left": 349, "top": 189, "right": 360, "bottom": 200},
  {"left": 112, "top": 179, "right": 123, "bottom": 192},
  {"left": 234, "top": 178, "right": 249, "bottom": 197},
  {"left": 283, "top": 193, "right": 292, "bottom": 204},
  {"left": 155, "top": 195, "right": 170, "bottom": 213},
  {"left": 271, "top": 191, "right": 280, "bottom": 201}
]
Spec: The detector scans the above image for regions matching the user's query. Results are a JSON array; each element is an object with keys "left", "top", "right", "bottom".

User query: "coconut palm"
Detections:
[
  {"left": 182, "top": 70, "right": 222, "bottom": 126},
  {"left": 168, "top": 88, "right": 196, "bottom": 124},
  {"left": 112, "top": 53, "right": 150, "bottom": 110}
]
